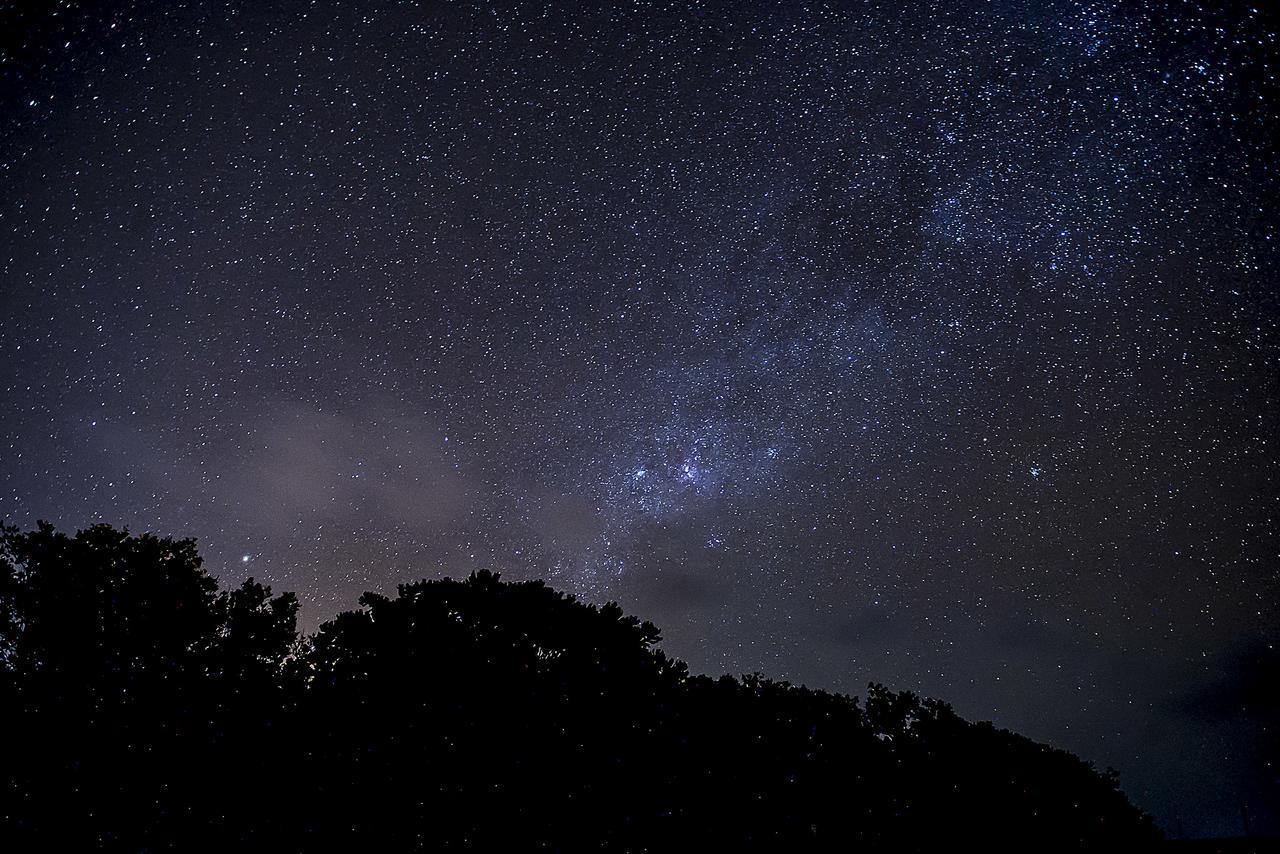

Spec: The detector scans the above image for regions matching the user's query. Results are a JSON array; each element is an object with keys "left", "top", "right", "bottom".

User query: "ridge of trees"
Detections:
[{"left": 0, "top": 522, "right": 1160, "bottom": 851}]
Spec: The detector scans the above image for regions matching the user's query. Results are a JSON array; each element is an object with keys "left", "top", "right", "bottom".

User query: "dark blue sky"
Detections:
[{"left": 1, "top": 0, "right": 1275, "bottom": 837}]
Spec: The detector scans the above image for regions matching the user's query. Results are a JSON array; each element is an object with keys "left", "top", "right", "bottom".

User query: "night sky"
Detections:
[{"left": 1, "top": 0, "right": 1276, "bottom": 838}]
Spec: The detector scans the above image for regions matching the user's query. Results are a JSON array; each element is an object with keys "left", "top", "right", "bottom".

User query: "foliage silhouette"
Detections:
[{"left": 0, "top": 523, "right": 1161, "bottom": 851}]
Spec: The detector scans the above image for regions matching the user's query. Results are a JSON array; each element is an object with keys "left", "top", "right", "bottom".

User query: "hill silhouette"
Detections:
[{"left": 0, "top": 522, "right": 1161, "bottom": 851}]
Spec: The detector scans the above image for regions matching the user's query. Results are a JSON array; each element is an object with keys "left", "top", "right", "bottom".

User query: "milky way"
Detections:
[{"left": 1, "top": 0, "right": 1276, "bottom": 837}]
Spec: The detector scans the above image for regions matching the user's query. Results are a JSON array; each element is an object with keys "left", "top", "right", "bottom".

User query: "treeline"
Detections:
[{"left": 0, "top": 523, "right": 1160, "bottom": 851}]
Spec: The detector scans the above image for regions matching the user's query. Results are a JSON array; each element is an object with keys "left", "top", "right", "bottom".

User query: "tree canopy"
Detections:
[{"left": 0, "top": 522, "right": 1160, "bottom": 851}]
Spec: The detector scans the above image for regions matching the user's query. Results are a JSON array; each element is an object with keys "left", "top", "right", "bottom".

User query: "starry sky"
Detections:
[{"left": 1, "top": 0, "right": 1277, "bottom": 838}]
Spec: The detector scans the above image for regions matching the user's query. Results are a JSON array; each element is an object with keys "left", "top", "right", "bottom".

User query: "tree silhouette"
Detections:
[
  {"left": 0, "top": 522, "right": 298, "bottom": 849},
  {"left": 0, "top": 523, "right": 1161, "bottom": 851}
]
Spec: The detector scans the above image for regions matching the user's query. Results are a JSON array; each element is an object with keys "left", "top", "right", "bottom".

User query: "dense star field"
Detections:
[{"left": 0, "top": 0, "right": 1275, "bottom": 838}]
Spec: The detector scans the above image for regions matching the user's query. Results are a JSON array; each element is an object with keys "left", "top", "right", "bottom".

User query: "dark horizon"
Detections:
[
  {"left": 0, "top": 521, "right": 1169, "bottom": 850},
  {"left": 1, "top": 0, "right": 1276, "bottom": 839}
]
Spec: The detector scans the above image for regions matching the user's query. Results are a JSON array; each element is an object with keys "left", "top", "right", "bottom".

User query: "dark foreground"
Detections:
[{"left": 1, "top": 523, "right": 1161, "bottom": 851}]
